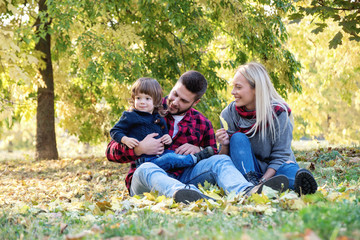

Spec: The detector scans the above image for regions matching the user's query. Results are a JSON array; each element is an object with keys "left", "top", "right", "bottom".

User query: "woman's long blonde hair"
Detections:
[{"left": 236, "top": 62, "right": 291, "bottom": 141}]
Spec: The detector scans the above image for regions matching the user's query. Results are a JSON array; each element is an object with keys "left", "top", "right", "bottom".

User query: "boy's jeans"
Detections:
[
  {"left": 229, "top": 132, "right": 299, "bottom": 189},
  {"left": 138, "top": 150, "right": 196, "bottom": 171},
  {"left": 130, "top": 154, "right": 253, "bottom": 198}
]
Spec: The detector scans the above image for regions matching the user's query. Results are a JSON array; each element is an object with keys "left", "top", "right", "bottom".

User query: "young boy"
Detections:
[{"left": 110, "top": 77, "right": 214, "bottom": 171}]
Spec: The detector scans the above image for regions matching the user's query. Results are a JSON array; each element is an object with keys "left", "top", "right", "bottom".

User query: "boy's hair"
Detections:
[
  {"left": 130, "top": 77, "right": 163, "bottom": 110},
  {"left": 178, "top": 70, "right": 208, "bottom": 100}
]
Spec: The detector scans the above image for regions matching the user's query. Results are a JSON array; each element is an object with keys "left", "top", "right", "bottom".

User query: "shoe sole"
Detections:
[
  {"left": 294, "top": 169, "right": 318, "bottom": 195},
  {"left": 257, "top": 175, "right": 289, "bottom": 194},
  {"left": 173, "top": 189, "right": 203, "bottom": 204}
]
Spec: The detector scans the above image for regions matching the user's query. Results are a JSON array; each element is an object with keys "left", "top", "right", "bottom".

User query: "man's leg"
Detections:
[
  {"left": 130, "top": 162, "right": 199, "bottom": 198},
  {"left": 276, "top": 162, "right": 317, "bottom": 195},
  {"left": 179, "top": 154, "right": 253, "bottom": 195}
]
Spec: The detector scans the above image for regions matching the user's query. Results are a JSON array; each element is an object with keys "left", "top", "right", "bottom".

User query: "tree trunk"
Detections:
[{"left": 35, "top": 0, "right": 58, "bottom": 160}]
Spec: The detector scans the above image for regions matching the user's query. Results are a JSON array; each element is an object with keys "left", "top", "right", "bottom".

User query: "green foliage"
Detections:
[
  {"left": 289, "top": 0, "right": 360, "bottom": 48},
  {"left": 287, "top": 16, "right": 360, "bottom": 144},
  {"left": 1, "top": 0, "right": 301, "bottom": 144},
  {"left": 300, "top": 204, "right": 360, "bottom": 239}
]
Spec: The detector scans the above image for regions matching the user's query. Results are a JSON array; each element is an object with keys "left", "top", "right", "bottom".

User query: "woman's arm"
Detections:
[{"left": 216, "top": 128, "right": 230, "bottom": 155}]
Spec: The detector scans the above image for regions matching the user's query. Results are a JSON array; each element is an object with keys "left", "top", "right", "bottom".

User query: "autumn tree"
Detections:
[
  {"left": 289, "top": 0, "right": 360, "bottom": 49},
  {"left": 287, "top": 17, "right": 360, "bottom": 144},
  {"left": 1, "top": 0, "right": 301, "bottom": 158}
]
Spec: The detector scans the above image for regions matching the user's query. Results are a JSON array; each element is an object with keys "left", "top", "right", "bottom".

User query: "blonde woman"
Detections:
[{"left": 216, "top": 62, "right": 317, "bottom": 195}]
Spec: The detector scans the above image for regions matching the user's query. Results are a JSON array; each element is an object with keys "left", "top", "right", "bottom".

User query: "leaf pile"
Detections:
[{"left": 0, "top": 148, "right": 359, "bottom": 239}]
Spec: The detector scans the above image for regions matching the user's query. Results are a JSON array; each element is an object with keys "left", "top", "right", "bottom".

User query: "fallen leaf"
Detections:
[
  {"left": 66, "top": 230, "right": 92, "bottom": 240},
  {"left": 60, "top": 223, "right": 68, "bottom": 234},
  {"left": 105, "top": 236, "right": 146, "bottom": 240},
  {"left": 349, "top": 157, "right": 360, "bottom": 164},
  {"left": 220, "top": 116, "right": 229, "bottom": 131},
  {"left": 304, "top": 229, "right": 321, "bottom": 240}
]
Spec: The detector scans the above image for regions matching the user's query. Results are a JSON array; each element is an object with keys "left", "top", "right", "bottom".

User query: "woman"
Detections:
[{"left": 216, "top": 62, "right": 317, "bottom": 195}]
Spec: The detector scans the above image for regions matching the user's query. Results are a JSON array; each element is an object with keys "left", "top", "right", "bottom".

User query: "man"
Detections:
[{"left": 106, "top": 70, "right": 288, "bottom": 203}]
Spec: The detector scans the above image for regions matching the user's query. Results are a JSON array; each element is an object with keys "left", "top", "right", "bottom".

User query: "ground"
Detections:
[{"left": 0, "top": 146, "right": 359, "bottom": 239}]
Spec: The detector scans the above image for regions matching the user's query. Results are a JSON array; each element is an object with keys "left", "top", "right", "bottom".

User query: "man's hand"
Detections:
[
  {"left": 134, "top": 133, "right": 164, "bottom": 156},
  {"left": 174, "top": 143, "right": 201, "bottom": 155},
  {"left": 121, "top": 136, "right": 140, "bottom": 149},
  {"left": 215, "top": 128, "right": 230, "bottom": 146},
  {"left": 160, "top": 134, "right": 172, "bottom": 145}
]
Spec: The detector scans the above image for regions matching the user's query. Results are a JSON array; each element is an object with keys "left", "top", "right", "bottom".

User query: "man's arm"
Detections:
[{"left": 106, "top": 133, "right": 165, "bottom": 163}]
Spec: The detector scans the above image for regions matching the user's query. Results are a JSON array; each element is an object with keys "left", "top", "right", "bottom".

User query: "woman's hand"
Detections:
[{"left": 216, "top": 128, "right": 230, "bottom": 146}]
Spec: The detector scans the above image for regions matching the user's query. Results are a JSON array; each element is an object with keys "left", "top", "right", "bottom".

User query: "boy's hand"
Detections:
[
  {"left": 121, "top": 136, "right": 140, "bottom": 149},
  {"left": 160, "top": 134, "right": 172, "bottom": 145}
]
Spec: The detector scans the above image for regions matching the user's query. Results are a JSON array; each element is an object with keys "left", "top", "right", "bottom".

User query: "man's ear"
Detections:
[{"left": 192, "top": 99, "right": 201, "bottom": 107}]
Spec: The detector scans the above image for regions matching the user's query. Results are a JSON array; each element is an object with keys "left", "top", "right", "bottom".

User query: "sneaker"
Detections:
[
  {"left": 245, "top": 171, "right": 260, "bottom": 186},
  {"left": 246, "top": 175, "right": 289, "bottom": 196},
  {"left": 294, "top": 169, "right": 317, "bottom": 196},
  {"left": 135, "top": 157, "right": 146, "bottom": 167},
  {"left": 173, "top": 188, "right": 215, "bottom": 204},
  {"left": 193, "top": 146, "right": 215, "bottom": 162}
]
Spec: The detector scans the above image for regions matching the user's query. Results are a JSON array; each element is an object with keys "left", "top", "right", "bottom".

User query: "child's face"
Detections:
[{"left": 134, "top": 93, "right": 154, "bottom": 113}]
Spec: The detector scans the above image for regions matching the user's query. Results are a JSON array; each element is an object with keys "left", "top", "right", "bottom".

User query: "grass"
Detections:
[{"left": 0, "top": 146, "right": 359, "bottom": 239}]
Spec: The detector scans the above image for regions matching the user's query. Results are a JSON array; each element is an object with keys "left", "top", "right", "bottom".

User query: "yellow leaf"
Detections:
[
  {"left": 249, "top": 193, "right": 270, "bottom": 204},
  {"left": 223, "top": 204, "right": 239, "bottom": 214},
  {"left": 220, "top": 116, "right": 229, "bottom": 131},
  {"left": 96, "top": 201, "right": 112, "bottom": 211},
  {"left": 204, "top": 192, "right": 222, "bottom": 201},
  {"left": 144, "top": 192, "right": 156, "bottom": 201},
  {"left": 156, "top": 195, "right": 166, "bottom": 203},
  {"left": 289, "top": 199, "right": 306, "bottom": 210}
]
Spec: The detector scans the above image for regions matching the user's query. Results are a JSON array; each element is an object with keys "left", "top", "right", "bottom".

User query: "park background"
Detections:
[{"left": 0, "top": 0, "right": 359, "bottom": 239}]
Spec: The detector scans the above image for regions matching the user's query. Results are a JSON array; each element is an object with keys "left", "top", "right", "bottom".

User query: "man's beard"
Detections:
[{"left": 167, "top": 100, "right": 196, "bottom": 116}]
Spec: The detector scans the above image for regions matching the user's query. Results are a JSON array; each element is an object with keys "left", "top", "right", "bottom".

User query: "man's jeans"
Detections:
[
  {"left": 229, "top": 132, "right": 299, "bottom": 189},
  {"left": 130, "top": 154, "right": 253, "bottom": 198}
]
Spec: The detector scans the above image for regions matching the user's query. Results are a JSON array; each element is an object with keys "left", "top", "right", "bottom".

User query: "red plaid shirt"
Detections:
[{"left": 106, "top": 106, "right": 217, "bottom": 192}]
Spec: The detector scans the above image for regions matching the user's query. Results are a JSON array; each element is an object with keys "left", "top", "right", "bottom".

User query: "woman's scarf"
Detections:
[{"left": 234, "top": 104, "right": 291, "bottom": 134}]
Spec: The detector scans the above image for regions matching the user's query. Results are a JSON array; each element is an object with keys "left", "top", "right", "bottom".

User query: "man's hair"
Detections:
[
  {"left": 178, "top": 70, "right": 208, "bottom": 100},
  {"left": 130, "top": 77, "right": 163, "bottom": 109}
]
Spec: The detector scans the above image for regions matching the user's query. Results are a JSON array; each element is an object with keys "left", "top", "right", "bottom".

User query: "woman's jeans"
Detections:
[
  {"left": 229, "top": 132, "right": 299, "bottom": 189},
  {"left": 130, "top": 154, "right": 253, "bottom": 198}
]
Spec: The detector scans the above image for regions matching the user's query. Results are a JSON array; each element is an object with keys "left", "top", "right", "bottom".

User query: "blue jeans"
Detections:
[
  {"left": 130, "top": 154, "right": 253, "bottom": 198},
  {"left": 229, "top": 133, "right": 299, "bottom": 189},
  {"left": 142, "top": 150, "right": 195, "bottom": 171}
]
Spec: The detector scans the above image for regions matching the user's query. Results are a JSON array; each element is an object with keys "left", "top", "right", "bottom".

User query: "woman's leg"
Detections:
[
  {"left": 275, "top": 161, "right": 299, "bottom": 190},
  {"left": 229, "top": 133, "right": 262, "bottom": 181}
]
